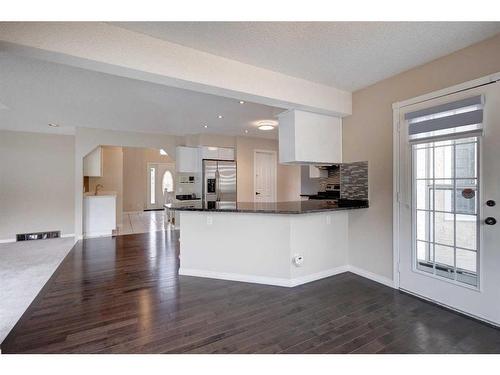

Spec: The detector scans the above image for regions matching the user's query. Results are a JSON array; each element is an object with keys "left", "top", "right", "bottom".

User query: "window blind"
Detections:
[{"left": 406, "top": 95, "right": 484, "bottom": 142}]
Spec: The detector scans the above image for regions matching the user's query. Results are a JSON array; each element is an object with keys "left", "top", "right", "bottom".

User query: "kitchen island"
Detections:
[{"left": 166, "top": 200, "right": 368, "bottom": 287}]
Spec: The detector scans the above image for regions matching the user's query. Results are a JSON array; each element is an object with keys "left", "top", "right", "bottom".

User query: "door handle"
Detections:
[
  {"left": 485, "top": 217, "right": 497, "bottom": 225},
  {"left": 255, "top": 192, "right": 260, "bottom": 195}
]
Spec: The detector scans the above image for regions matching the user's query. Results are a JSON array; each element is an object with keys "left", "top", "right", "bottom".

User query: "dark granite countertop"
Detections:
[{"left": 165, "top": 199, "right": 368, "bottom": 214}]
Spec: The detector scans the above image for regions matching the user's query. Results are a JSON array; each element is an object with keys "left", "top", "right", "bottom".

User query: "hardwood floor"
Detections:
[{"left": 2, "top": 231, "right": 500, "bottom": 354}]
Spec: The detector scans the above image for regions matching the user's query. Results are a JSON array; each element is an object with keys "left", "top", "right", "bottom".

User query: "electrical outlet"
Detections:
[{"left": 207, "top": 216, "right": 213, "bottom": 225}]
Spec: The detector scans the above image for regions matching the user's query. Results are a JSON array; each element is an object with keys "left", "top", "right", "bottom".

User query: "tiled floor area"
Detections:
[{"left": 117, "top": 210, "right": 172, "bottom": 235}]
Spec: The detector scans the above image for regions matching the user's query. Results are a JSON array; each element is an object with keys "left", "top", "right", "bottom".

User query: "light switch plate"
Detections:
[
  {"left": 207, "top": 216, "right": 213, "bottom": 225},
  {"left": 326, "top": 215, "right": 331, "bottom": 225}
]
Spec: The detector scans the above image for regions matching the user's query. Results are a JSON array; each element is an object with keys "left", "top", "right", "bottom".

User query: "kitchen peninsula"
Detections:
[{"left": 167, "top": 199, "right": 368, "bottom": 287}]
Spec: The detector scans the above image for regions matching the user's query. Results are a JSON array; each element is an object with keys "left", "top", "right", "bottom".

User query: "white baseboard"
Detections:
[
  {"left": 347, "top": 265, "right": 395, "bottom": 288},
  {"left": 289, "top": 266, "right": 350, "bottom": 287},
  {"left": 180, "top": 265, "right": 395, "bottom": 289},
  {"left": 179, "top": 268, "right": 292, "bottom": 287},
  {"left": 179, "top": 266, "right": 350, "bottom": 288},
  {"left": 0, "top": 238, "right": 15, "bottom": 244},
  {"left": 83, "top": 231, "right": 113, "bottom": 239}
]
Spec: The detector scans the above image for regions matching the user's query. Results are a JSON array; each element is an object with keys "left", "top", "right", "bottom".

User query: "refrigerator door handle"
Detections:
[{"left": 215, "top": 165, "right": 221, "bottom": 202}]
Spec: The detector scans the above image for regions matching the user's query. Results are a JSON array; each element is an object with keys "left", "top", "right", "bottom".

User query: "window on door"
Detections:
[
  {"left": 162, "top": 170, "right": 174, "bottom": 194},
  {"left": 149, "top": 167, "right": 156, "bottom": 205},
  {"left": 412, "top": 136, "right": 479, "bottom": 287}
]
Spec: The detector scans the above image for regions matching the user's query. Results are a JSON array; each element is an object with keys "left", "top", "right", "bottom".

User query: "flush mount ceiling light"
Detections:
[
  {"left": 239, "top": 101, "right": 245, "bottom": 104},
  {"left": 204, "top": 124, "right": 208, "bottom": 128},
  {"left": 257, "top": 120, "right": 277, "bottom": 131},
  {"left": 160, "top": 149, "right": 168, "bottom": 156},
  {"left": 244, "top": 129, "right": 249, "bottom": 134},
  {"left": 48, "top": 123, "right": 60, "bottom": 127},
  {"left": 217, "top": 115, "right": 223, "bottom": 119}
]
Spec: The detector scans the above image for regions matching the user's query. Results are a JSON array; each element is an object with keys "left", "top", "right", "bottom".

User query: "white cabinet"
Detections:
[
  {"left": 278, "top": 109, "right": 342, "bottom": 164},
  {"left": 83, "top": 194, "right": 116, "bottom": 237},
  {"left": 176, "top": 146, "right": 200, "bottom": 173},
  {"left": 83, "top": 146, "right": 102, "bottom": 177},
  {"left": 309, "top": 165, "right": 328, "bottom": 178},
  {"left": 201, "top": 146, "right": 234, "bottom": 161},
  {"left": 201, "top": 146, "right": 219, "bottom": 159}
]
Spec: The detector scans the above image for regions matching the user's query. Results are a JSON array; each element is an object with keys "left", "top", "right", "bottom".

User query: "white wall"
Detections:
[{"left": 0, "top": 130, "right": 75, "bottom": 241}]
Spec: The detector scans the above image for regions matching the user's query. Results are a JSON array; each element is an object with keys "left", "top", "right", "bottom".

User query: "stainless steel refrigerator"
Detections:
[{"left": 202, "top": 159, "right": 237, "bottom": 207}]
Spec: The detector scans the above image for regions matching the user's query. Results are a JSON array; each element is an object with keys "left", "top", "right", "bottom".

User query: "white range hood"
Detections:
[{"left": 278, "top": 109, "right": 343, "bottom": 165}]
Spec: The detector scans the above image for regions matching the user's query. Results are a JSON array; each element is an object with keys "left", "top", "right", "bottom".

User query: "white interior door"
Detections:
[
  {"left": 254, "top": 150, "right": 277, "bottom": 202},
  {"left": 397, "top": 82, "right": 500, "bottom": 325},
  {"left": 147, "top": 163, "right": 175, "bottom": 210}
]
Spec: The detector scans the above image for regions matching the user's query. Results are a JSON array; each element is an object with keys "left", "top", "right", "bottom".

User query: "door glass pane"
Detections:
[
  {"left": 456, "top": 214, "right": 477, "bottom": 250},
  {"left": 150, "top": 167, "right": 156, "bottom": 205},
  {"left": 416, "top": 241, "right": 434, "bottom": 274},
  {"left": 434, "top": 244, "right": 455, "bottom": 280},
  {"left": 416, "top": 210, "right": 432, "bottom": 242},
  {"left": 412, "top": 136, "right": 479, "bottom": 287},
  {"left": 416, "top": 180, "right": 433, "bottom": 210},
  {"left": 433, "top": 179, "right": 454, "bottom": 212},
  {"left": 434, "top": 144, "right": 454, "bottom": 179},
  {"left": 434, "top": 212, "right": 454, "bottom": 247},
  {"left": 456, "top": 179, "right": 477, "bottom": 215}
]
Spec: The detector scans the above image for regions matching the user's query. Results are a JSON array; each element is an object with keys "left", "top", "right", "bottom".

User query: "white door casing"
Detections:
[
  {"left": 254, "top": 150, "right": 277, "bottom": 203},
  {"left": 394, "top": 80, "right": 500, "bottom": 326}
]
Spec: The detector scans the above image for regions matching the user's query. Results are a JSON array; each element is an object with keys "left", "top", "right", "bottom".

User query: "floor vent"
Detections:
[{"left": 16, "top": 231, "right": 61, "bottom": 242}]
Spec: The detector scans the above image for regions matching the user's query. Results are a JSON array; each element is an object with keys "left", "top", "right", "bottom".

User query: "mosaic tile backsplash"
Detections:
[{"left": 340, "top": 161, "right": 368, "bottom": 200}]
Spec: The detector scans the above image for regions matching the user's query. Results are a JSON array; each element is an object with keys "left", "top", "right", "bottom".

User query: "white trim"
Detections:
[
  {"left": 348, "top": 265, "right": 395, "bottom": 289},
  {"left": 392, "top": 105, "right": 401, "bottom": 289},
  {"left": 179, "top": 265, "right": 395, "bottom": 289},
  {"left": 179, "top": 266, "right": 350, "bottom": 288},
  {"left": 253, "top": 149, "right": 278, "bottom": 203},
  {"left": 393, "top": 72, "right": 500, "bottom": 110},
  {"left": 289, "top": 266, "right": 350, "bottom": 287},
  {"left": 83, "top": 231, "right": 113, "bottom": 239},
  {"left": 0, "top": 238, "right": 16, "bottom": 244}
]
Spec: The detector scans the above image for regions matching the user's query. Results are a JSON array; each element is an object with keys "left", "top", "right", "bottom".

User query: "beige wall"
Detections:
[
  {"left": 88, "top": 146, "right": 123, "bottom": 224},
  {"left": 343, "top": 33, "right": 500, "bottom": 280},
  {"left": 0, "top": 130, "right": 75, "bottom": 240},
  {"left": 122, "top": 147, "right": 174, "bottom": 212},
  {"left": 236, "top": 136, "right": 301, "bottom": 202}
]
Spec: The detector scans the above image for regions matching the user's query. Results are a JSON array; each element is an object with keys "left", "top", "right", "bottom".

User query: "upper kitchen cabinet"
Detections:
[
  {"left": 278, "top": 109, "right": 342, "bottom": 164},
  {"left": 83, "top": 146, "right": 103, "bottom": 177},
  {"left": 201, "top": 146, "right": 235, "bottom": 161},
  {"left": 176, "top": 146, "right": 200, "bottom": 173}
]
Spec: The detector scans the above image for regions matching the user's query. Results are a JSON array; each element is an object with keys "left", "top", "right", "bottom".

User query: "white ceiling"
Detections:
[
  {"left": 0, "top": 53, "right": 283, "bottom": 138},
  {"left": 112, "top": 22, "right": 500, "bottom": 91}
]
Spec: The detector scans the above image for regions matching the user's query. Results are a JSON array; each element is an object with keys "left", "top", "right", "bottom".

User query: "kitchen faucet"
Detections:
[{"left": 94, "top": 184, "right": 104, "bottom": 195}]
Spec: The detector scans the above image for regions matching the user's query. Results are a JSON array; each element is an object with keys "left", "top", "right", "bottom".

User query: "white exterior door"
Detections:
[
  {"left": 254, "top": 150, "right": 277, "bottom": 203},
  {"left": 147, "top": 163, "right": 175, "bottom": 210},
  {"left": 397, "top": 82, "right": 500, "bottom": 325}
]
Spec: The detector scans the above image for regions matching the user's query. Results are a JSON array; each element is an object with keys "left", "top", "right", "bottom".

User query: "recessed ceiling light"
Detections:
[
  {"left": 204, "top": 124, "right": 208, "bottom": 128},
  {"left": 239, "top": 101, "right": 245, "bottom": 104},
  {"left": 218, "top": 115, "right": 223, "bottom": 119},
  {"left": 244, "top": 129, "right": 249, "bottom": 134},
  {"left": 48, "top": 123, "right": 60, "bottom": 127},
  {"left": 160, "top": 149, "right": 168, "bottom": 156}
]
